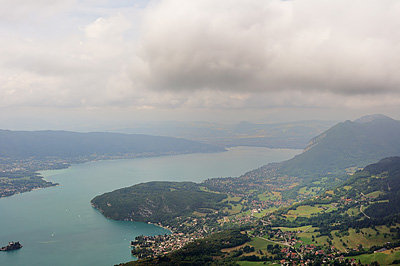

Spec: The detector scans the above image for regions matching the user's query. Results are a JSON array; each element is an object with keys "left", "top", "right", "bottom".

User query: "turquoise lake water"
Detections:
[{"left": 0, "top": 147, "right": 301, "bottom": 266}]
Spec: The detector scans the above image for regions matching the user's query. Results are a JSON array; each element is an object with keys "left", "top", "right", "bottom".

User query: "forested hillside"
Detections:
[
  {"left": 279, "top": 115, "right": 400, "bottom": 176},
  {"left": 345, "top": 156, "right": 400, "bottom": 219},
  {"left": 91, "top": 182, "right": 228, "bottom": 223},
  {"left": 271, "top": 156, "right": 400, "bottom": 235}
]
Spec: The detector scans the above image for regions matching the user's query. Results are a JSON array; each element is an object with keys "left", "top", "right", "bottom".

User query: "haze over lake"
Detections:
[{"left": 0, "top": 147, "right": 300, "bottom": 266}]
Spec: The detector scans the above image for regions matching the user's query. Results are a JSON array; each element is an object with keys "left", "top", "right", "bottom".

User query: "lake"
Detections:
[{"left": 0, "top": 147, "right": 301, "bottom": 266}]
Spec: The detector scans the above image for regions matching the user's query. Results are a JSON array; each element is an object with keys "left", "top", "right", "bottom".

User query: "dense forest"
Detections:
[{"left": 91, "top": 182, "right": 228, "bottom": 223}]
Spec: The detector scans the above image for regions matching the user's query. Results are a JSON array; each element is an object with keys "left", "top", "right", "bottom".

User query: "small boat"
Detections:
[{"left": 0, "top": 241, "right": 23, "bottom": 251}]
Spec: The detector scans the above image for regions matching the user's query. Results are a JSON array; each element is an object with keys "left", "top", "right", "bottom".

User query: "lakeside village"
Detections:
[
  {"left": 131, "top": 214, "right": 258, "bottom": 259},
  {"left": 129, "top": 192, "right": 391, "bottom": 265},
  {"left": 130, "top": 211, "right": 395, "bottom": 265},
  {"left": 131, "top": 213, "right": 398, "bottom": 265}
]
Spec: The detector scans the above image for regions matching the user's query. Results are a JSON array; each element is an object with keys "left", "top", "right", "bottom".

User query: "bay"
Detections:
[{"left": 0, "top": 147, "right": 301, "bottom": 266}]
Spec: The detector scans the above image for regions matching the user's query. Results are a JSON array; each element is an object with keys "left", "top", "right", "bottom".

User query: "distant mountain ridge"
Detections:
[
  {"left": 279, "top": 114, "right": 400, "bottom": 176},
  {"left": 0, "top": 129, "right": 225, "bottom": 159},
  {"left": 111, "top": 120, "right": 336, "bottom": 149},
  {"left": 245, "top": 114, "right": 400, "bottom": 183},
  {"left": 354, "top": 113, "right": 395, "bottom": 124}
]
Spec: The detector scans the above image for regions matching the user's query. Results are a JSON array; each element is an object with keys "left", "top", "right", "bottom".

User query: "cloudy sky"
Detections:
[{"left": 1, "top": 0, "right": 400, "bottom": 130}]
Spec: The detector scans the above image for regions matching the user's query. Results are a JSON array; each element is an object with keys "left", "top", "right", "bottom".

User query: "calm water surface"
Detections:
[{"left": 0, "top": 147, "right": 300, "bottom": 266}]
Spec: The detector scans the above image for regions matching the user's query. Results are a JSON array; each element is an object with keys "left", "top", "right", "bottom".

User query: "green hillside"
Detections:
[
  {"left": 91, "top": 181, "right": 228, "bottom": 223},
  {"left": 239, "top": 115, "right": 400, "bottom": 198},
  {"left": 280, "top": 115, "right": 400, "bottom": 176},
  {"left": 269, "top": 156, "right": 400, "bottom": 242},
  {"left": 344, "top": 156, "right": 400, "bottom": 220}
]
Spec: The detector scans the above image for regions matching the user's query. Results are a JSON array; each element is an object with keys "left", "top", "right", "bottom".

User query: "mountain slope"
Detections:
[
  {"left": 0, "top": 129, "right": 225, "bottom": 159},
  {"left": 272, "top": 156, "right": 400, "bottom": 231},
  {"left": 347, "top": 156, "right": 400, "bottom": 219},
  {"left": 277, "top": 114, "right": 400, "bottom": 176}
]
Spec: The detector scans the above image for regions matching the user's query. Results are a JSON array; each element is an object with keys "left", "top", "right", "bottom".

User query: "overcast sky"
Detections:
[{"left": 1, "top": 0, "right": 400, "bottom": 131}]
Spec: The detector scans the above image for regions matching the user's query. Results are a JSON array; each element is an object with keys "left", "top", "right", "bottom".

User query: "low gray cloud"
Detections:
[{"left": 135, "top": 0, "right": 400, "bottom": 96}]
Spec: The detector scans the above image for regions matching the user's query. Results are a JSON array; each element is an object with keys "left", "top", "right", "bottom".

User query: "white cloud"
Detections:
[
  {"left": 1, "top": 0, "right": 400, "bottom": 118},
  {"left": 84, "top": 14, "right": 131, "bottom": 42},
  {"left": 135, "top": 0, "right": 400, "bottom": 97},
  {"left": 0, "top": 0, "right": 75, "bottom": 22}
]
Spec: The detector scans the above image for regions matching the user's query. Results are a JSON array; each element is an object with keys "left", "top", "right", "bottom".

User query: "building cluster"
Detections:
[{"left": 131, "top": 225, "right": 208, "bottom": 258}]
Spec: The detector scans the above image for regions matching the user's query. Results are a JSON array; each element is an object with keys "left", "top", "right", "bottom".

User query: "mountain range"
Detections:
[
  {"left": 110, "top": 120, "right": 336, "bottom": 149},
  {"left": 0, "top": 130, "right": 225, "bottom": 159}
]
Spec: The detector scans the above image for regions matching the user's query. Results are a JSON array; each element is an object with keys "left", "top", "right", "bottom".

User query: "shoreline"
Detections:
[
  {"left": 146, "top": 222, "right": 173, "bottom": 234},
  {"left": 3, "top": 149, "right": 229, "bottom": 201},
  {"left": 90, "top": 202, "right": 173, "bottom": 235}
]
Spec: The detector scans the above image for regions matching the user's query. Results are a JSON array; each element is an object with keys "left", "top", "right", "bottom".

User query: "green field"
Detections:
[
  {"left": 192, "top": 211, "right": 207, "bottom": 217},
  {"left": 224, "top": 203, "right": 243, "bottom": 215},
  {"left": 258, "top": 192, "right": 276, "bottom": 201},
  {"left": 346, "top": 207, "right": 361, "bottom": 216},
  {"left": 295, "top": 225, "right": 397, "bottom": 252},
  {"left": 271, "top": 191, "right": 282, "bottom": 200},
  {"left": 296, "top": 227, "right": 328, "bottom": 246},
  {"left": 365, "top": 191, "right": 385, "bottom": 198},
  {"left": 350, "top": 249, "right": 400, "bottom": 265},
  {"left": 238, "top": 261, "right": 277, "bottom": 266},
  {"left": 258, "top": 191, "right": 282, "bottom": 202},
  {"left": 248, "top": 237, "right": 284, "bottom": 253},
  {"left": 251, "top": 210, "right": 269, "bottom": 218},
  {"left": 330, "top": 227, "right": 395, "bottom": 252},
  {"left": 222, "top": 195, "right": 242, "bottom": 203},
  {"left": 277, "top": 225, "right": 312, "bottom": 232},
  {"left": 298, "top": 187, "right": 321, "bottom": 196},
  {"left": 285, "top": 205, "right": 324, "bottom": 218}
]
